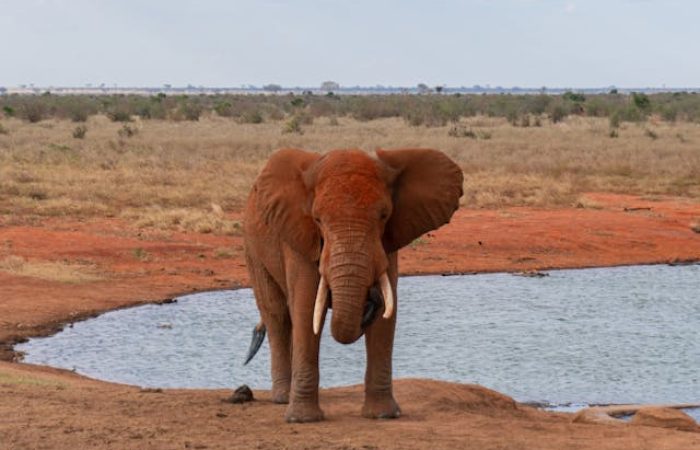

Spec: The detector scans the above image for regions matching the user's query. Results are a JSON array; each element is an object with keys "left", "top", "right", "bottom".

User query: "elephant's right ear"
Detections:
[{"left": 255, "top": 148, "right": 322, "bottom": 258}]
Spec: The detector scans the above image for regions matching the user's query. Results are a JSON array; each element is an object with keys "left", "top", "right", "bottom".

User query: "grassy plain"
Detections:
[{"left": 1, "top": 113, "right": 699, "bottom": 235}]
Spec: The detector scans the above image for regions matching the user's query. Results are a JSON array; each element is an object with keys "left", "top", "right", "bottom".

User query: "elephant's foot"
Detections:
[
  {"left": 271, "top": 384, "right": 290, "bottom": 404},
  {"left": 285, "top": 401, "right": 325, "bottom": 423},
  {"left": 362, "top": 394, "right": 401, "bottom": 419}
]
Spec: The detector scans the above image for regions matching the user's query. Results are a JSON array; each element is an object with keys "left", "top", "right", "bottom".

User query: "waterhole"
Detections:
[{"left": 17, "top": 264, "right": 700, "bottom": 419}]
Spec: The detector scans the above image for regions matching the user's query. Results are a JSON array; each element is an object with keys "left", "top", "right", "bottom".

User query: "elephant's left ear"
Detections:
[{"left": 377, "top": 148, "right": 463, "bottom": 252}]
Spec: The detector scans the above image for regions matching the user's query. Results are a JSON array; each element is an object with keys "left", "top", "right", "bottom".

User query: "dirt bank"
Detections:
[{"left": 1, "top": 193, "right": 700, "bottom": 449}]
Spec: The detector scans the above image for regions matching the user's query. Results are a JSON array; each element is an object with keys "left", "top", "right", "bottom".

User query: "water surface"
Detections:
[{"left": 17, "top": 264, "right": 700, "bottom": 418}]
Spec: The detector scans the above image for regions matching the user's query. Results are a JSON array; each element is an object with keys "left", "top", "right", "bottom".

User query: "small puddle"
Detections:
[{"left": 17, "top": 264, "right": 700, "bottom": 421}]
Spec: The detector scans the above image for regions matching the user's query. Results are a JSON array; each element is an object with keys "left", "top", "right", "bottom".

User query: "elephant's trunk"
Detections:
[
  {"left": 328, "top": 281, "right": 367, "bottom": 344},
  {"left": 317, "top": 222, "right": 391, "bottom": 344}
]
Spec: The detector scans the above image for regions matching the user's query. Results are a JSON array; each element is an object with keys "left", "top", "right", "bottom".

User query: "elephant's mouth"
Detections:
[
  {"left": 312, "top": 273, "right": 394, "bottom": 336},
  {"left": 361, "top": 286, "right": 384, "bottom": 330},
  {"left": 317, "top": 285, "right": 383, "bottom": 334}
]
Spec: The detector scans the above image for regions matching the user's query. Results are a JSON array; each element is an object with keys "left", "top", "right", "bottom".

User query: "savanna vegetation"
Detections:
[{"left": 1, "top": 92, "right": 699, "bottom": 236}]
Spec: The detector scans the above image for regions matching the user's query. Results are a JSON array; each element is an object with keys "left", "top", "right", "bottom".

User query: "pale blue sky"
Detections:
[{"left": 0, "top": 0, "right": 697, "bottom": 88}]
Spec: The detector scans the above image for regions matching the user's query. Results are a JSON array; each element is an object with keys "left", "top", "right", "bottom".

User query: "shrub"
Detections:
[
  {"left": 448, "top": 125, "right": 477, "bottom": 138},
  {"left": 563, "top": 91, "right": 586, "bottom": 103},
  {"left": 72, "top": 125, "right": 87, "bottom": 139},
  {"left": 0, "top": 123, "right": 8, "bottom": 135},
  {"left": 178, "top": 102, "right": 202, "bottom": 121},
  {"left": 632, "top": 92, "right": 651, "bottom": 111},
  {"left": 448, "top": 125, "right": 491, "bottom": 139},
  {"left": 118, "top": 124, "right": 138, "bottom": 138},
  {"left": 549, "top": 104, "right": 567, "bottom": 123},
  {"left": 20, "top": 98, "right": 48, "bottom": 123},
  {"left": 526, "top": 95, "right": 551, "bottom": 115},
  {"left": 214, "top": 101, "right": 233, "bottom": 117},
  {"left": 3, "top": 106, "right": 15, "bottom": 117},
  {"left": 108, "top": 109, "right": 132, "bottom": 122},
  {"left": 282, "top": 115, "right": 304, "bottom": 134},
  {"left": 290, "top": 97, "right": 305, "bottom": 108},
  {"left": 238, "top": 111, "right": 264, "bottom": 124},
  {"left": 661, "top": 106, "right": 678, "bottom": 123},
  {"left": 609, "top": 111, "right": 621, "bottom": 129}
]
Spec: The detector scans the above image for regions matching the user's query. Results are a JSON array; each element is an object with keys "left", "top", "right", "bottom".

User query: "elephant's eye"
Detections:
[{"left": 313, "top": 216, "right": 321, "bottom": 225}]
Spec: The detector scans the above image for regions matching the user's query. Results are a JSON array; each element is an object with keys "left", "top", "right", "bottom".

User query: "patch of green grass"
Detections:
[
  {"left": 214, "top": 247, "right": 238, "bottom": 259},
  {"left": 132, "top": 248, "right": 150, "bottom": 261},
  {"left": 409, "top": 237, "right": 427, "bottom": 249},
  {"left": 0, "top": 371, "right": 67, "bottom": 388}
]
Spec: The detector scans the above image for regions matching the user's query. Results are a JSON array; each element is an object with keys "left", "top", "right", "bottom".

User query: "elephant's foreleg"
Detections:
[
  {"left": 362, "top": 252, "right": 401, "bottom": 419},
  {"left": 285, "top": 265, "right": 324, "bottom": 423}
]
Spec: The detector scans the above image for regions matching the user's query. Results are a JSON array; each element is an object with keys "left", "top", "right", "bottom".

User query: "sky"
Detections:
[{"left": 0, "top": 0, "right": 697, "bottom": 88}]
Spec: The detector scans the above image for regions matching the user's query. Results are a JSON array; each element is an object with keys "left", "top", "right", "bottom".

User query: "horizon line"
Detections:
[{"left": 3, "top": 85, "right": 700, "bottom": 94}]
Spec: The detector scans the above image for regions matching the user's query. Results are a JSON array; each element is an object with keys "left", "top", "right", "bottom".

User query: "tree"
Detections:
[
  {"left": 263, "top": 84, "right": 282, "bottom": 93},
  {"left": 417, "top": 83, "right": 431, "bottom": 94},
  {"left": 320, "top": 81, "right": 340, "bottom": 92}
]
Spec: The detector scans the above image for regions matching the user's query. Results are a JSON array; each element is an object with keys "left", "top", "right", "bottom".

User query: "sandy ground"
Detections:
[{"left": 1, "top": 193, "right": 700, "bottom": 449}]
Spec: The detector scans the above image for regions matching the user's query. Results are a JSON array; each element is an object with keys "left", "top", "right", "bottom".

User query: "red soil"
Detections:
[{"left": 1, "top": 193, "right": 699, "bottom": 449}]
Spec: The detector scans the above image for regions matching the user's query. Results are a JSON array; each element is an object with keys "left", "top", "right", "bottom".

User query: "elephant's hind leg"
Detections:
[{"left": 247, "top": 258, "right": 292, "bottom": 404}]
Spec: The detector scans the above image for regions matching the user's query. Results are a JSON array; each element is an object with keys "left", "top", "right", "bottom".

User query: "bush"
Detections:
[
  {"left": 108, "top": 109, "right": 132, "bottom": 122},
  {"left": 2, "top": 106, "right": 15, "bottom": 117},
  {"left": 448, "top": 125, "right": 491, "bottom": 139},
  {"left": 238, "top": 111, "right": 264, "bottom": 124},
  {"left": 282, "top": 115, "right": 304, "bottom": 134},
  {"left": 20, "top": 98, "right": 48, "bottom": 123},
  {"left": 72, "top": 125, "right": 87, "bottom": 139},
  {"left": 177, "top": 102, "right": 202, "bottom": 121},
  {"left": 563, "top": 91, "right": 586, "bottom": 103},
  {"left": 214, "top": 101, "right": 233, "bottom": 117},
  {"left": 645, "top": 128, "right": 659, "bottom": 140},
  {"left": 290, "top": 97, "right": 305, "bottom": 108},
  {"left": 549, "top": 104, "right": 567, "bottom": 123},
  {"left": 609, "top": 111, "right": 621, "bottom": 129},
  {"left": 661, "top": 106, "right": 678, "bottom": 123},
  {"left": 632, "top": 92, "right": 651, "bottom": 111},
  {"left": 118, "top": 124, "right": 138, "bottom": 138}
]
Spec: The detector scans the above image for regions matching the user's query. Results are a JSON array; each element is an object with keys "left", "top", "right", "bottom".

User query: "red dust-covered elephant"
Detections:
[{"left": 243, "top": 148, "right": 463, "bottom": 422}]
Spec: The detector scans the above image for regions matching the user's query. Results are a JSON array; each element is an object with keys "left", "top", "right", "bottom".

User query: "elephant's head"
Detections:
[{"left": 256, "top": 148, "right": 463, "bottom": 344}]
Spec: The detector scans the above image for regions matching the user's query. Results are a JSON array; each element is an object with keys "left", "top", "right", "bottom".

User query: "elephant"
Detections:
[{"left": 242, "top": 148, "right": 463, "bottom": 422}]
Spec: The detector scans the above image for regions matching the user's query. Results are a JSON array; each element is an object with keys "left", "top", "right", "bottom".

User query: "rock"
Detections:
[
  {"left": 514, "top": 270, "right": 549, "bottom": 278},
  {"left": 630, "top": 407, "right": 698, "bottom": 432},
  {"left": 227, "top": 385, "right": 254, "bottom": 404},
  {"left": 571, "top": 408, "right": 624, "bottom": 425}
]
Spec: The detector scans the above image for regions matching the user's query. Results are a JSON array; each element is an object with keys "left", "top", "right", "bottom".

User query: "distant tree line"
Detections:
[{"left": 2, "top": 91, "right": 700, "bottom": 126}]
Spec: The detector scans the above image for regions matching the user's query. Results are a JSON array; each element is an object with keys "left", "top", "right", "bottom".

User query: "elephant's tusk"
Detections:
[
  {"left": 379, "top": 272, "right": 394, "bottom": 319},
  {"left": 313, "top": 276, "right": 329, "bottom": 335}
]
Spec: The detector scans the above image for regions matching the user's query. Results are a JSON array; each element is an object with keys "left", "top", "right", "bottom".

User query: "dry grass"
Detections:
[
  {"left": 0, "top": 115, "right": 699, "bottom": 227},
  {"left": 0, "top": 255, "right": 104, "bottom": 283},
  {"left": 120, "top": 204, "right": 241, "bottom": 235}
]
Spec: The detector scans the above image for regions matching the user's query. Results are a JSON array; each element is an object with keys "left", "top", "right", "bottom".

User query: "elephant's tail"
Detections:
[{"left": 243, "top": 321, "right": 266, "bottom": 365}]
